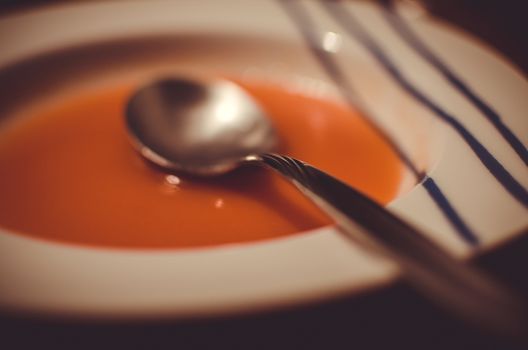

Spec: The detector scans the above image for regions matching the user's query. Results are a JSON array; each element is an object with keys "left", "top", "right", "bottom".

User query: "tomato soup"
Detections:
[{"left": 0, "top": 79, "right": 402, "bottom": 248}]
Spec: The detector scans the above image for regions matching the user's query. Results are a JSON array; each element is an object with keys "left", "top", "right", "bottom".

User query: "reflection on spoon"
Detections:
[{"left": 125, "top": 77, "right": 526, "bottom": 338}]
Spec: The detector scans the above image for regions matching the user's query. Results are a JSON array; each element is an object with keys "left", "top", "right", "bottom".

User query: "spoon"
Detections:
[{"left": 125, "top": 77, "right": 525, "bottom": 337}]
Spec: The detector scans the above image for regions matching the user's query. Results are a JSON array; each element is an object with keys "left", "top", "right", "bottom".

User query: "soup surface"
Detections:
[{"left": 0, "top": 79, "right": 402, "bottom": 248}]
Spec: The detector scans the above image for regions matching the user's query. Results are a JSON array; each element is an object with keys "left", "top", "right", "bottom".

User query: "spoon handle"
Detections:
[{"left": 260, "top": 153, "right": 526, "bottom": 338}]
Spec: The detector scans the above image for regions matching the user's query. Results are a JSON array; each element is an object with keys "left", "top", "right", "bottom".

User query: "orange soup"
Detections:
[{"left": 0, "top": 79, "right": 402, "bottom": 249}]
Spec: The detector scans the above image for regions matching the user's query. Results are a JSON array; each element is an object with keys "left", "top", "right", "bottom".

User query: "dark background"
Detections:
[
  {"left": 424, "top": 0, "right": 528, "bottom": 75},
  {"left": 0, "top": 1, "right": 527, "bottom": 349}
]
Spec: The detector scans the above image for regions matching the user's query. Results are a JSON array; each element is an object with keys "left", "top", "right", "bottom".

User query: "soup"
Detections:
[{"left": 0, "top": 79, "right": 403, "bottom": 248}]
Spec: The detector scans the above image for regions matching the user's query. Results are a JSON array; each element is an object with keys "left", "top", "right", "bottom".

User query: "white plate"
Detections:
[{"left": 0, "top": 0, "right": 526, "bottom": 319}]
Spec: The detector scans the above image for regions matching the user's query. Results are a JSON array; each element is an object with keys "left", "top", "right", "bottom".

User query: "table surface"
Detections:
[{"left": 0, "top": 1, "right": 527, "bottom": 349}]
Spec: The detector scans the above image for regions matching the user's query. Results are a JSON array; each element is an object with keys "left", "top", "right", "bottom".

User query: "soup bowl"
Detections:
[{"left": 0, "top": 0, "right": 526, "bottom": 318}]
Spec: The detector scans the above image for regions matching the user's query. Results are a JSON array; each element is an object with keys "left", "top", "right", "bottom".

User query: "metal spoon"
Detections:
[{"left": 125, "top": 77, "right": 525, "bottom": 337}]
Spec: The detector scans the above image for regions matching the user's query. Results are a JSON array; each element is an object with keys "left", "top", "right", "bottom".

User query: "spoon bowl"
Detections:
[{"left": 126, "top": 78, "right": 278, "bottom": 176}]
